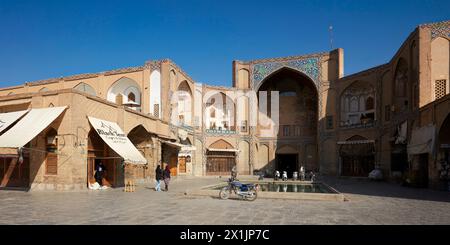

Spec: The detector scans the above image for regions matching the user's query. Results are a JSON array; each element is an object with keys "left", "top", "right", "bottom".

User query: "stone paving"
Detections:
[{"left": 1, "top": 176, "right": 450, "bottom": 225}]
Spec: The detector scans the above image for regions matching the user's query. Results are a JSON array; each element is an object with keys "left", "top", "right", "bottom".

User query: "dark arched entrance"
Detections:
[
  {"left": 339, "top": 135, "right": 375, "bottom": 177},
  {"left": 206, "top": 140, "right": 236, "bottom": 176},
  {"left": 87, "top": 129, "right": 124, "bottom": 187},
  {"left": 257, "top": 68, "right": 318, "bottom": 174}
]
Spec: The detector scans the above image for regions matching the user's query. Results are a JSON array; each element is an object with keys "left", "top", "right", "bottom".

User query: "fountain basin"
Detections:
[{"left": 186, "top": 181, "right": 345, "bottom": 201}]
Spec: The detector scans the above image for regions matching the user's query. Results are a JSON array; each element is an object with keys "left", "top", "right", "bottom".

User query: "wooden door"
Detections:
[
  {"left": 102, "top": 159, "right": 115, "bottom": 187},
  {"left": 206, "top": 155, "right": 235, "bottom": 176},
  {"left": 169, "top": 156, "right": 177, "bottom": 176},
  {"left": 179, "top": 157, "right": 186, "bottom": 173},
  {"left": 87, "top": 156, "right": 96, "bottom": 185},
  {"left": 342, "top": 156, "right": 374, "bottom": 177},
  {"left": 417, "top": 153, "right": 429, "bottom": 188}
]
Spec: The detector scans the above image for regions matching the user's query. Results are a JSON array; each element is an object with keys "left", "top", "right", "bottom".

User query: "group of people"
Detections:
[
  {"left": 155, "top": 165, "right": 171, "bottom": 191},
  {"left": 92, "top": 161, "right": 172, "bottom": 191}
]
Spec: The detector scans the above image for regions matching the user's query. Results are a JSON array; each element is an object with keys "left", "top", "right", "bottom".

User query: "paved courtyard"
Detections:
[{"left": 1, "top": 176, "right": 450, "bottom": 225}]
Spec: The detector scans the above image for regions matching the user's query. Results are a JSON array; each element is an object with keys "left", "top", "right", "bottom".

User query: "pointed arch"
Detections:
[
  {"left": 276, "top": 144, "right": 297, "bottom": 154},
  {"left": 340, "top": 80, "right": 375, "bottom": 127},
  {"left": 204, "top": 91, "right": 235, "bottom": 131},
  {"left": 172, "top": 80, "right": 193, "bottom": 126},
  {"left": 150, "top": 70, "right": 161, "bottom": 118},
  {"left": 127, "top": 124, "right": 152, "bottom": 146},
  {"left": 208, "top": 139, "right": 234, "bottom": 149},
  {"left": 74, "top": 82, "right": 96, "bottom": 96},
  {"left": 394, "top": 58, "right": 408, "bottom": 97},
  {"left": 238, "top": 68, "right": 250, "bottom": 88},
  {"left": 107, "top": 77, "right": 141, "bottom": 110}
]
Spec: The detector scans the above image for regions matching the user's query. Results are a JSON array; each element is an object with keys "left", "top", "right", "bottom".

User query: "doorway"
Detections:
[
  {"left": 178, "top": 157, "right": 186, "bottom": 174},
  {"left": 87, "top": 129, "right": 124, "bottom": 188},
  {"left": 169, "top": 156, "right": 178, "bottom": 176},
  {"left": 416, "top": 153, "right": 429, "bottom": 188},
  {"left": 0, "top": 156, "right": 30, "bottom": 188},
  {"left": 341, "top": 155, "right": 374, "bottom": 177},
  {"left": 206, "top": 151, "right": 236, "bottom": 176},
  {"left": 276, "top": 154, "right": 298, "bottom": 178}
]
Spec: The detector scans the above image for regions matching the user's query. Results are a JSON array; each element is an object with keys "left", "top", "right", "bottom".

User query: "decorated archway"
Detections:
[
  {"left": 339, "top": 135, "right": 375, "bottom": 177},
  {"left": 256, "top": 67, "right": 319, "bottom": 172},
  {"left": 206, "top": 139, "right": 237, "bottom": 176}
]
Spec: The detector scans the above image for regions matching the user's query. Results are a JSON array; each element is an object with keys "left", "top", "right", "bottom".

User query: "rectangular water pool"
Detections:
[
  {"left": 213, "top": 182, "right": 338, "bottom": 194},
  {"left": 192, "top": 181, "right": 344, "bottom": 201},
  {"left": 258, "top": 182, "right": 336, "bottom": 193}
]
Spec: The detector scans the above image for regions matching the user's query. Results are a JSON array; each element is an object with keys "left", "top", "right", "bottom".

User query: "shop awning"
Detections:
[
  {"left": 207, "top": 148, "right": 240, "bottom": 153},
  {"left": 408, "top": 124, "right": 436, "bottom": 156},
  {"left": 337, "top": 139, "right": 375, "bottom": 145},
  {"left": 0, "top": 109, "right": 29, "bottom": 134},
  {"left": 0, "top": 107, "right": 67, "bottom": 149},
  {"left": 88, "top": 117, "right": 147, "bottom": 165},
  {"left": 339, "top": 140, "right": 375, "bottom": 156},
  {"left": 161, "top": 140, "right": 184, "bottom": 148}
]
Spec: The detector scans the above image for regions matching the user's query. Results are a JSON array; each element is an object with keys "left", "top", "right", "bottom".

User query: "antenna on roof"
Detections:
[{"left": 329, "top": 25, "right": 333, "bottom": 50}]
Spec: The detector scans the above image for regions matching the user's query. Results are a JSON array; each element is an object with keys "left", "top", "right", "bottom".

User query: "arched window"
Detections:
[
  {"left": 366, "top": 97, "right": 374, "bottom": 110},
  {"left": 350, "top": 97, "right": 359, "bottom": 112},
  {"left": 39, "top": 87, "right": 50, "bottom": 93},
  {"left": 107, "top": 77, "right": 141, "bottom": 111},
  {"left": 340, "top": 81, "right": 375, "bottom": 127},
  {"left": 74, "top": 82, "right": 96, "bottom": 96},
  {"left": 395, "top": 72, "right": 407, "bottom": 97},
  {"left": 128, "top": 92, "right": 136, "bottom": 102},
  {"left": 174, "top": 81, "right": 193, "bottom": 126},
  {"left": 393, "top": 58, "right": 408, "bottom": 112},
  {"left": 205, "top": 92, "right": 235, "bottom": 131}
]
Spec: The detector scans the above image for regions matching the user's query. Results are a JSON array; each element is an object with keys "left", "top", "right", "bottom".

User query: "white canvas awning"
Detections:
[
  {"left": 161, "top": 140, "right": 184, "bottom": 148},
  {"left": 88, "top": 117, "right": 147, "bottom": 165},
  {"left": 408, "top": 124, "right": 436, "bottom": 156},
  {"left": 0, "top": 110, "right": 29, "bottom": 134},
  {"left": 0, "top": 107, "right": 67, "bottom": 149}
]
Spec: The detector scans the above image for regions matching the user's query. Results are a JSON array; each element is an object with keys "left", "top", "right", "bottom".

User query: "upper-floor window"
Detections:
[
  {"left": 340, "top": 81, "right": 375, "bottom": 128},
  {"left": 128, "top": 92, "right": 136, "bottom": 102},
  {"left": 282, "top": 125, "right": 290, "bottom": 136},
  {"left": 385, "top": 105, "right": 391, "bottom": 122},
  {"left": 393, "top": 58, "right": 409, "bottom": 112},
  {"left": 365, "top": 97, "right": 374, "bottom": 110},
  {"left": 326, "top": 116, "right": 334, "bottom": 129},
  {"left": 240, "top": 120, "right": 248, "bottom": 132}
]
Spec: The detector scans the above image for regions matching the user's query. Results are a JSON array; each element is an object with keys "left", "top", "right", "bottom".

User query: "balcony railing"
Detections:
[
  {"left": 339, "top": 120, "right": 376, "bottom": 129},
  {"left": 205, "top": 128, "right": 237, "bottom": 135}
]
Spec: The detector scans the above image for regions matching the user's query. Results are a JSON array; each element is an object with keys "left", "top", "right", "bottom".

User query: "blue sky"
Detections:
[{"left": 0, "top": 0, "right": 449, "bottom": 87}]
